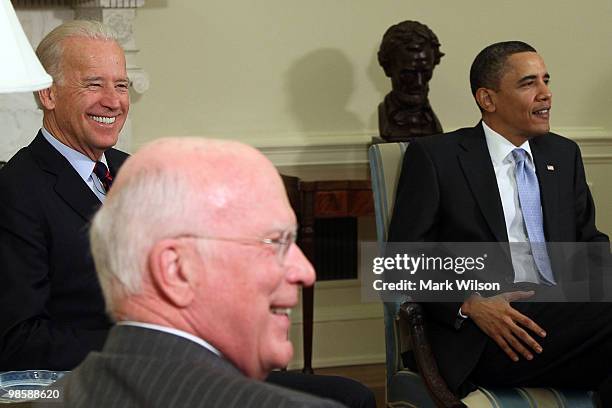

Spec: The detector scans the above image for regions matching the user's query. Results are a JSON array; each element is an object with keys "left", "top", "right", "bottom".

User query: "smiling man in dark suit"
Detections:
[
  {"left": 388, "top": 41, "right": 612, "bottom": 402},
  {"left": 0, "top": 20, "right": 129, "bottom": 370}
]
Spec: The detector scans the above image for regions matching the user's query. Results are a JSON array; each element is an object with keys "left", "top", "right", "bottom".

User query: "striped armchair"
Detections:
[{"left": 368, "top": 142, "right": 596, "bottom": 408}]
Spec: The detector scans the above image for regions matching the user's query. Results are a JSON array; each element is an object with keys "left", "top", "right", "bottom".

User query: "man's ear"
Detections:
[
  {"left": 38, "top": 86, "right": 56, "bottom": 111},
  {"left": 148, "top": 240, "right": 195, "bottom": 308},
  {"left": 475, "top": 88, "right": 496, "bottom": 113}
]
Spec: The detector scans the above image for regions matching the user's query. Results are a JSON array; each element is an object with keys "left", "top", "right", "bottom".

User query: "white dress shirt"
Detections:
[
  {"left": 117, "top": 321, "right": 222, "bottom": 356},
  {"left": 482, "top": 121, "right": 541, "bottom": 283}
]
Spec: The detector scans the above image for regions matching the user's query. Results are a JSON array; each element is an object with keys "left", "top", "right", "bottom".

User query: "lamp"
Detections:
[{"left": 0, "top": 0, "right": 52, "bottom": 93}]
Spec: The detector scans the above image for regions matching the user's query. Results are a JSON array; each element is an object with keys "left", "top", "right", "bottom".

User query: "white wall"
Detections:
[{"left": 132, "top": 1, "right": 612, "bottom": 146}]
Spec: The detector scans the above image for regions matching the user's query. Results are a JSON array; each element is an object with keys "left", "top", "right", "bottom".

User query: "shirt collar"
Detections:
[
  {"left": 482, "top": 121, "right": 532, "bottom": 165},
  {"left": 117, "top": 321, "right": 222, "bottom": 357},
  {"left": 40, "top": 127, "right": 108, "bottom": 182}
]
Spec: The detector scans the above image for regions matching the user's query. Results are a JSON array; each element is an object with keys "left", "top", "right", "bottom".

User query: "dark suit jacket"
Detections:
[
  {"left": 387, "top": 123, "right": 609, "bottom": 392},
  {"left": 0, "top": 132, "right": 128, "bottom": 371},
  {"left": 37, "top": 325, "right": 346, "bottom": 408}
]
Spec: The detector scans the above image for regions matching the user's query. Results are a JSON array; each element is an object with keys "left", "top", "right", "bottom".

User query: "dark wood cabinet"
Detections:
[{"left": 281, "top": 164, "right": 374, "bottom": 373}]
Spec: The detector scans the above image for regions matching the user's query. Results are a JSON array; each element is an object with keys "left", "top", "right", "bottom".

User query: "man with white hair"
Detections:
[
  {"left": 49, "top": 138, "right": 347, "bottom": 407},
  {"left": 0, "top": 20, "right": 129, "bottom": 370}
]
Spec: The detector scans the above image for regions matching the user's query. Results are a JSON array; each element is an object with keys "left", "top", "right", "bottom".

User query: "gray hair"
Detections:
[
  {"left": 90, "top": 165, "right": 201, "bottom": 318},
  {"left": 34, "top": 20, "right": 121, "bottom": 108}
]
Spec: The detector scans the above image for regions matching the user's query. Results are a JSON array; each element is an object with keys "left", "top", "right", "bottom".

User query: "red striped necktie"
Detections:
[{"left": 93, "top": 161, "right": 113, "bottom": 192}]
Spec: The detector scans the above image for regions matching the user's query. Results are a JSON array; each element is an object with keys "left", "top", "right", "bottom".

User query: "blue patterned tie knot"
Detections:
[{"left": 512, "top": 148, "right": 556, "bottom": 285}]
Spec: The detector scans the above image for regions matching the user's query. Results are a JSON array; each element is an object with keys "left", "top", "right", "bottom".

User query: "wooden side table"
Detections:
[{"left": 281, "top": 163, "right": 374, "bottom": 373}]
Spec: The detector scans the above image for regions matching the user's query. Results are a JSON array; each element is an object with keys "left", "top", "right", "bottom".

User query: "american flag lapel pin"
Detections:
[{"left": 546, "top": 164, "right": 555, "bottom": 171}]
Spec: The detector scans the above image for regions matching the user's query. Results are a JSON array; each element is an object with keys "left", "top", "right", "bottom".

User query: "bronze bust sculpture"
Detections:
[{"left": 377, "top": 21, "right": 444, "bottom": 141}]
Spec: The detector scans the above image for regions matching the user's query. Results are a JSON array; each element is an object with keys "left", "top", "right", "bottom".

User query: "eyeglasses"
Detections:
[{"left": 177, "top": 230, "right": 297, "bottom": 265}]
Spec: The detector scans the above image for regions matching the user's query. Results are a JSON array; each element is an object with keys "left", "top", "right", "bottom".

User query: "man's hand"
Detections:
[{"left": 461, "top": 291, "right": 546, "bottom": 362}]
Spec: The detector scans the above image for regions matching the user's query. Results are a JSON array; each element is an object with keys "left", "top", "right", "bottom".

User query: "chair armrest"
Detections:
[{"left": 399, "top": 302, "right": 466, "bottom": 408}]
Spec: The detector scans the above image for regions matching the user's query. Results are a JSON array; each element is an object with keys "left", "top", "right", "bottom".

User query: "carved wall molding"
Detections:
[
  {"left": 73, "top": 0, "right": 145, "bottom": 7},
  {"left": 2, "top": 0, "right": 145, "bottom": 160},
  {"left": 11, "top": 1, "right": 72, "bottom": 6},
  {"left": 12, "top": 0, "right": 144, "bottom": 7},
  {"left": 11, "top": 0, "right": 148, "bottom": 95},
  {"left": 252, "top": 127, "right": 612, "bottom": 167}
]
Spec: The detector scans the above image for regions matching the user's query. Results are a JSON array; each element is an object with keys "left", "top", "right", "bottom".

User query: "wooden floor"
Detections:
[{"left": 311, "top": 364, "right": 386, "bottom": 408}]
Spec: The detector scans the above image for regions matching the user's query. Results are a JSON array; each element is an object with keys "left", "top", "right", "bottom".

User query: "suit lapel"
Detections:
[
  {"left": 30, "top": 132, "right": 101, "bottom": 222},
  {"left": 529, "top": 136, "right": 560, "bottom": 241},
  {"left": 457, "top": 124, "right": 509, "bottom": 242}
]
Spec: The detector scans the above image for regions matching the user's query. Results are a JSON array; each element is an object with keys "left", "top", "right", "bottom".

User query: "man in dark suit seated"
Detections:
[
  {"left": 0, "top": 20, "right": 130, "bottom": 371},
  {"left": 1, "top": 20, "right": 374, "bottom": 408},
  {"left": 40, "top": 137, "right": 351, "bottom": 407},
  {"left": 388, "top": 41, "right": 612, "bottom": 403}
]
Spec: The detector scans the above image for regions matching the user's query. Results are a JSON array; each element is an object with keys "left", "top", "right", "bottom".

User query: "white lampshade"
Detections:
[{"left": 0, "top": 0, "right": 52, "bottom": 93}]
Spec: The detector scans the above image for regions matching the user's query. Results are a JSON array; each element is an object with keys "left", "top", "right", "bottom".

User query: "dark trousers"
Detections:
[
  {"left": 470, "top": 303, "right": 612, "bottom": 404},
  {"left": 266, "top": 371, "right": 376, "bottom": 408}
]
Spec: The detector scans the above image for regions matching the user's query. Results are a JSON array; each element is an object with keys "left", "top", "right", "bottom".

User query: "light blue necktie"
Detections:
[{"left": 512, "top": 148, "right": 556, "bottom": 285}]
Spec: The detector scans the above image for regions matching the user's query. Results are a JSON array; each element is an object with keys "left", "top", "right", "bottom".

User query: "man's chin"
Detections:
[
  {"left": 530, "top": 125, "right": 550, "bottom": 137},
  {"left": 268, "top": 342, "right": 294, "bottom": 370}
]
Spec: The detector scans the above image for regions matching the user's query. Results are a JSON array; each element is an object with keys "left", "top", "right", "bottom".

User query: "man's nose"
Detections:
[
  {"left": 537, "top": 81, "right": 552, "bottom": 101},
  {"left": 285, "top": 243, "right": 316, "bottom": 287},
  {"left": 100, "top": 87, "right": 124, "bottom": 110}
]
